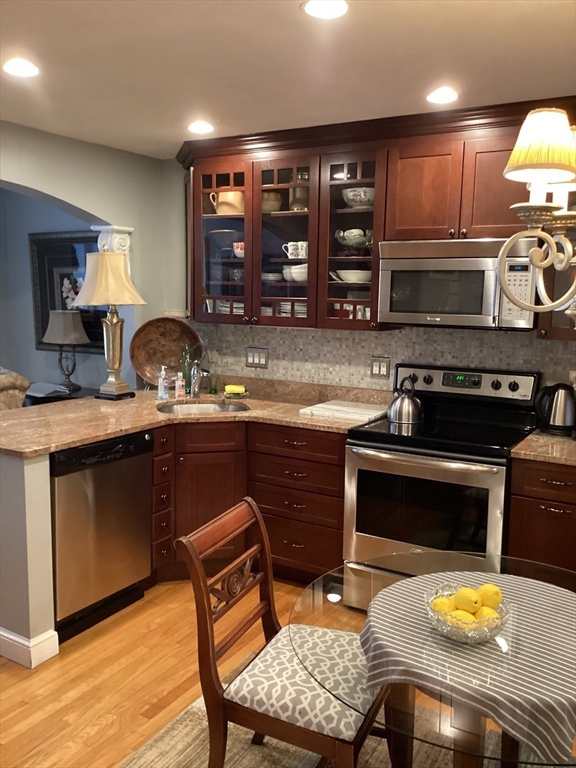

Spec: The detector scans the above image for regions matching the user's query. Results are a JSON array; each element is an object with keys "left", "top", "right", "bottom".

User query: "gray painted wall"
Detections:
[{"left": 0, "top": 188, "right": 115, "bottom": 389}]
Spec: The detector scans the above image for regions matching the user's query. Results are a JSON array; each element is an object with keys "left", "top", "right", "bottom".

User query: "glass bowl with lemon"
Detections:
[{"left": 424, "top": 582, "right": 510, "bottom": 644}]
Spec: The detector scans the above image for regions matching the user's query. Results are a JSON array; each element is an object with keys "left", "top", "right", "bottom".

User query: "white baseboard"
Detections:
[{"left": 0, "top": 627, "right": 59, "bottom": 668}]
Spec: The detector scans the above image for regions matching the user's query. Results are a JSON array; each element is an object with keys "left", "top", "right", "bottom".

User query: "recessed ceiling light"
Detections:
[
  {"left": 3, "top": 58, "right": 39, "bottom": 77},
  {"left": 426, "top": 86, "right": 458, "bottom": 105},
  {"left": 188, "top": 120, "right": 214, "bottom": 135},
  {"left": 302, "top": 0, "right": 348, "bottom": 20}
]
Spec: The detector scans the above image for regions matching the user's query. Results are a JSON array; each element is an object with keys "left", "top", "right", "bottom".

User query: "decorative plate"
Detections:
[
  {"left": 424, "top": 582, "right": 511, "bottom": 645},
  {"left": 129, "top": 317, "right": 204, "bottom": 385}
]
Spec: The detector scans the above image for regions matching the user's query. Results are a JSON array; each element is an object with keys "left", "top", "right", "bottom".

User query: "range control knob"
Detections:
[
  {"left": 491, "top": 380, "right": 502, "bottom": 391},
  {"left": 408, "top": 373, "right": 418, "bottom": 383},
  {"left": 471, "top": 377, "right": 481, "bottom": 387},
  {"left": 508, "top": 381, "right": 520, "bottom": 392},
  {"left": 423, "top": 374, "right": 433, "bottom": 385}
]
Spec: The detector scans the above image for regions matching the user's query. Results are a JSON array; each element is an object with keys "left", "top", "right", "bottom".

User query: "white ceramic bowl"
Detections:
[
  {"left": 336, "top": 270, "right": 371, "bottom": 283},
  {"left": 282, "top": 265, "right": 293, "bottom": 281},
  {"left": 342, "top": 187, "right": 375, "bottom": 208},
  {"left": 290, "top": 264, "right": 308, "bottom": 282}
]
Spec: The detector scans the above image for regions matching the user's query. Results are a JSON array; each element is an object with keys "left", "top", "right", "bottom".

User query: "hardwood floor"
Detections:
[{"left": 0, "top": 579, "right": 302, "bottom": 768}]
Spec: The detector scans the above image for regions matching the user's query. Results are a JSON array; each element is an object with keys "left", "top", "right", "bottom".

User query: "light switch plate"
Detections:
[
  {"left": 370, "top": 356, "right": 390, "bottom": 379},
  {"left": 246, "top": 347, "right": 268, "bottom": 368}
]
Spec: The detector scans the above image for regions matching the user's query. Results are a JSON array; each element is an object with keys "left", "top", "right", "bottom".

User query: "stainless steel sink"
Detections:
[{"left": 157, "top": 402, "right": 250, "bottom": 415}]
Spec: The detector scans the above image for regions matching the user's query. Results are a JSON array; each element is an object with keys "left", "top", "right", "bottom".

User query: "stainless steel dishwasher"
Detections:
[{"left": 50, "top": 430, "right": 153, "bottom": 627}]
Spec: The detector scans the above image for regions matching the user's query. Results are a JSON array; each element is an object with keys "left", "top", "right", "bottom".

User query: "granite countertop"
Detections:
[
  {"left": 0, "top": 391, "right": 386, "bottom": 459},
  {"left": 510, "top": 430, "right": 576, "bottom": 466},
  {"left": 1, "top": 391, "right": 574, "bottom": 466}
]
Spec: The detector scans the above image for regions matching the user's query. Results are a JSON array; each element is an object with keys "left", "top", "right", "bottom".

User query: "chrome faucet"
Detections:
[{"left": 191, "top": 366, "right": 208, "bottom": 398}]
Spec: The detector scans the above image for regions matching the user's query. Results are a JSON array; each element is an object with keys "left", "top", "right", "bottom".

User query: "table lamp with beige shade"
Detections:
[
  {"left": 73, "top": 247, "right": 146, "bottom": 399},
  {"left": 42, "top": 309, "right": 90, "bottom": 393}
]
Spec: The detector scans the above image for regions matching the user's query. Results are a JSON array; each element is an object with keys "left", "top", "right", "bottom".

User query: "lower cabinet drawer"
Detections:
[
  {"left": 262, "top": 514, "right": 343, "bottom": 574},
  {"left": 152, "top": 508, "right": 172, "bottom": 541},
  {"left": 153, "top": 454, "right": 174, "bottom": 485},
  {"left": 249, "top": 453, "right": 344, "bottom": 497},
  {"left": 508, "top": 494, "right": 576, "bottom": 571},
  {"left": 248, "top": 481, "right": 343, "bottom": 529},
  {"left": 511, "top": 459, "right": 576, "bottom": 504},
  {"left": 152, "top": 536, "right": 174, "bottom": 569},
  {"left": 153, "top": 482, "right": 172, "bottom": 513}
]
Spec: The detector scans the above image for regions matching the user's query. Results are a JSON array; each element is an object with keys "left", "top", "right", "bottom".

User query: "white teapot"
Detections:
[{"left": 335, "top": 229, "right": 369, "bottom": 248}]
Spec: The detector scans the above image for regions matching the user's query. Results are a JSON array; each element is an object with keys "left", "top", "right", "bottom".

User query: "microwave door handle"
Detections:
[{"left": 350, "top": 446, "right": 500, "bottom": 474}]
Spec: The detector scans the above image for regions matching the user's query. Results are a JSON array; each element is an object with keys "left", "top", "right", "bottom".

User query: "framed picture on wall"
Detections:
[{"left": 29, "top": 231, "right": 105, "bottom": 354}]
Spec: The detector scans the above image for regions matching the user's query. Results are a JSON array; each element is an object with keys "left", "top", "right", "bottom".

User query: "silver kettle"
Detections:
[
  {"left": 388, "top": 376, "right": 423, "bottom": 424},
  {"left": 535, "top": 383, "right": 576, "bottom": 436}
]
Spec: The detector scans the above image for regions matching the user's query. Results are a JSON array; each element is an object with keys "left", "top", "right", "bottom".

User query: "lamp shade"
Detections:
[
  {"left": 504, "top": 108, "right": 576, "bottom": 185},
  {"left": 42, "top": 310, "right": 90, "bottom": 345},
  {"left": 72, "top": 251, "right": 146, "bottom": 307}
]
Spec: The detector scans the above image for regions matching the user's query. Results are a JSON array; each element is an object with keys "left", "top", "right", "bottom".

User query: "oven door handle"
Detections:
[{"left": 349, "top": 446, "right": 500, "bottom": 474}]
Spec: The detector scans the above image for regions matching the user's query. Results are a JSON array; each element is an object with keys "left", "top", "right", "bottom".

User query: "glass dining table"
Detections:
[{"left": 288, "top": 552, "right": 576, "bottom": 768}]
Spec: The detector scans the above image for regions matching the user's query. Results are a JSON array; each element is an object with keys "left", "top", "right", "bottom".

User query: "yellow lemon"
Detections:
[
  {"left": 447, "top": 609, "right": 476, "bottom": 625},
  {"left": 477, "top": 583, "right": 503, "bottom": 609},
  {"left": 474, "top": 606, "right": 500, "bottom": 621},
  {"left": 454, "top": 587, "right": 481, "bottom": 613},
  {"left": 431, "top": 595, "right": 456, "bottom": 613}
]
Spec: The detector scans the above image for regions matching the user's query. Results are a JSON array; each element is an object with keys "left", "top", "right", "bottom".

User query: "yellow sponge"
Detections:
[{"left": 225, "top": 384, "right": 246, "bottom": 395}]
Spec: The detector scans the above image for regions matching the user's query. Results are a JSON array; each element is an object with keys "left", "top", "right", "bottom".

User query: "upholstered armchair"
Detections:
[{"left": 0, "top": 367, "right": 30, "bottom": 411}]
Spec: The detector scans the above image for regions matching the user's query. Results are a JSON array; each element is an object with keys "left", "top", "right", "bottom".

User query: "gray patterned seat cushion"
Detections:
[{"left": 224, "top": 625, "right": 378, "bottom": 741}]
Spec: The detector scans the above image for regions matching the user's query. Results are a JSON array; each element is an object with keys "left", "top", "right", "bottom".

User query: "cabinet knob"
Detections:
[
  {"left": 161, "top": 437, "right": 168, "bottom": 445},
  {"left": 162, "top": 466, "right": 169, "bottom": 474},
  {"left": 251, "top": 317, "right": 259, "bottom": 323},
  {"left": 243, "top": 316, "right": 250, "bottom": 323},
  {"left": 460, "top": 228, "right": 468, "bottom": 238},
  {"left": 370, "top": 322, "right": 376, "bottom": 329},
  {"left": 448, "top": 229, "right": 456, "bottom": 238},
  {"left": 161, "top": 494, "right": 168, "bottom": 502},
  {"left": 179, "top": 457, "right": 185, "bottom": 464},
  {"left": 160, "top": 521, "right": 168, "bottom": 529},
  {"left": 539, "top": 329, "right": 548, "bottom": 338},
  {"left": 161, "top": 549, "right": 168, "bottom": 557}
]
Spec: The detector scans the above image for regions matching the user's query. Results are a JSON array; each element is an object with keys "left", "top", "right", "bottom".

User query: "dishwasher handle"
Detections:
[{"left": 50, "top": 431, "right": 153, "bottom": 476}]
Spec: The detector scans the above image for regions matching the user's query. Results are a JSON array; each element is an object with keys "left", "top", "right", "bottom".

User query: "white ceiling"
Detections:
[{"left": 1, "top": 0, "right": 575, "bottom": 160}]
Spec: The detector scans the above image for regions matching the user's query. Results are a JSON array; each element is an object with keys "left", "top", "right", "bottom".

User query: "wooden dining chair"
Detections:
[{"left": 175, "top": 496, "right": 389, "bottom": 768}]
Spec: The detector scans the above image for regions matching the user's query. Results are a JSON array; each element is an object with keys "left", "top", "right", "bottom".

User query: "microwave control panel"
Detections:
[{"left": 498, "top": 259, "right": 536, "bottom": 329}]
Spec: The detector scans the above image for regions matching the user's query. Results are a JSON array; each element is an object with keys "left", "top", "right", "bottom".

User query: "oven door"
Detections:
[
  {"left": 378, "top": 257, "right": 498, "bottom": 328},
  {"left": 344, "top": 445, "right": 506, "bottom": 564}
]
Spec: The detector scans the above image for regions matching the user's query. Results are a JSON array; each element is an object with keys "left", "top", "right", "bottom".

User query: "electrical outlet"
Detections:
[
  {"left": 370, "top": 356, "right": 390, "bottom": 379},
  {"left": 569, "top": 370, "right": 576, "bottom": 387},
  {"left": 246, "top": 347, "right": 268, "bottom": 368}
]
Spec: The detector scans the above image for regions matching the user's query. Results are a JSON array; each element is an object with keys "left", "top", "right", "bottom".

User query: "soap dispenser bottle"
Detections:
[{"left": 157, "top": 365, "right": 169, "bottom": 401}]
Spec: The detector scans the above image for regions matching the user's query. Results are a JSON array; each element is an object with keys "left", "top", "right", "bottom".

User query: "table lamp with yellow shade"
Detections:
[{"left": 73, "top": 247, "right": 146, "bottom": 399}]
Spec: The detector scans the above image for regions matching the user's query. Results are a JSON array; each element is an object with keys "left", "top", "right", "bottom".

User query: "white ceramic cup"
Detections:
[
  {"left": 282, "top": 242, "right": 300, "bottom": 258},
  {"left": 232, "top": 242, "right": 245, "bottom": 258}
]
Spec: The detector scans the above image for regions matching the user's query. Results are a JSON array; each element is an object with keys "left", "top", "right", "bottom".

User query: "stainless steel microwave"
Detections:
[{"left": 378, "top": 238, "right": 537, "bottom": 329}]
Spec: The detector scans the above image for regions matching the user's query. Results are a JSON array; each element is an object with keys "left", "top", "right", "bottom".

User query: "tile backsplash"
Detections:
[{"left": 192, "top": 323, "right": 574, "bottom": 390}]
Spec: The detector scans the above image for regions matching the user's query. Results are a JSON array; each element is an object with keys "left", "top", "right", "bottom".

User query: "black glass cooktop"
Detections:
[{"left": 348, "top": 416, "right": 535, "bottom": 460}]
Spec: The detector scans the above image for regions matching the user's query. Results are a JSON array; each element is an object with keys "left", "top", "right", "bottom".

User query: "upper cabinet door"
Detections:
[
  {"left": 317, "top": 150, "right": 385, "bottom": 330},
  {"left": 252, "top": 154, "right": 320, "bottom": 327},
  {"left": 192, "top": 156, "right": 253, "bottom": 324},
  {"left": 385, "top": 139, "right": 464, "bottom": 240},
  {"left": 460, "top": 135, "right": 529, "bottom": 239}
]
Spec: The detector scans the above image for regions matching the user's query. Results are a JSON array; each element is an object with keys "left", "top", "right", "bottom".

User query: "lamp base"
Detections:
[{"left": 94, "top": 391, "right": 136, "bottom": 401}]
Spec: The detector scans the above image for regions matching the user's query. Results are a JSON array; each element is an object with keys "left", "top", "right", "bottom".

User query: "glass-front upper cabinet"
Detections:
[
  {"left": 252, "top": 154, "right": 320, "bottom": 326},
  {"left": 317, "top": 150, "right": 387, "bottom": 329},
  {"left": 192, "top": 156, "right": 252, "bottom": 323}
]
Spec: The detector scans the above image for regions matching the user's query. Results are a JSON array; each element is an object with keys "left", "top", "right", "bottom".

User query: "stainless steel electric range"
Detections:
[{"left": 343, "top": 363, "right": 541, "bottom": 608}]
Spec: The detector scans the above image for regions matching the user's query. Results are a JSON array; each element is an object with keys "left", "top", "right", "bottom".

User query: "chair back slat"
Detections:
[
  {"left": 214, "top": 601, "right": 268, "bottom": 661},
  {"left": 206, "top": 543, "right": 262, "bottom": 591},
  {"left": 175, "top": 497, "right": 282, "bottom": 712},
  {"left": 211, "top": 570, "right": 264, "bottom": 623}
]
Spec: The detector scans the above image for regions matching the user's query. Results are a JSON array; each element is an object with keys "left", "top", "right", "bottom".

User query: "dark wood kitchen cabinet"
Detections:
[
  {"left": 247, "top": 423, "right": 345, "bottom": 575},
  {"left": 508, "top": 459, "right": 576, "bottom": 571},
  {"left": 384, "top": 133, "right": 529, "bottom": 242},
  {"left": 175, "top": 422, "right": 247, "bottom": 559}
]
